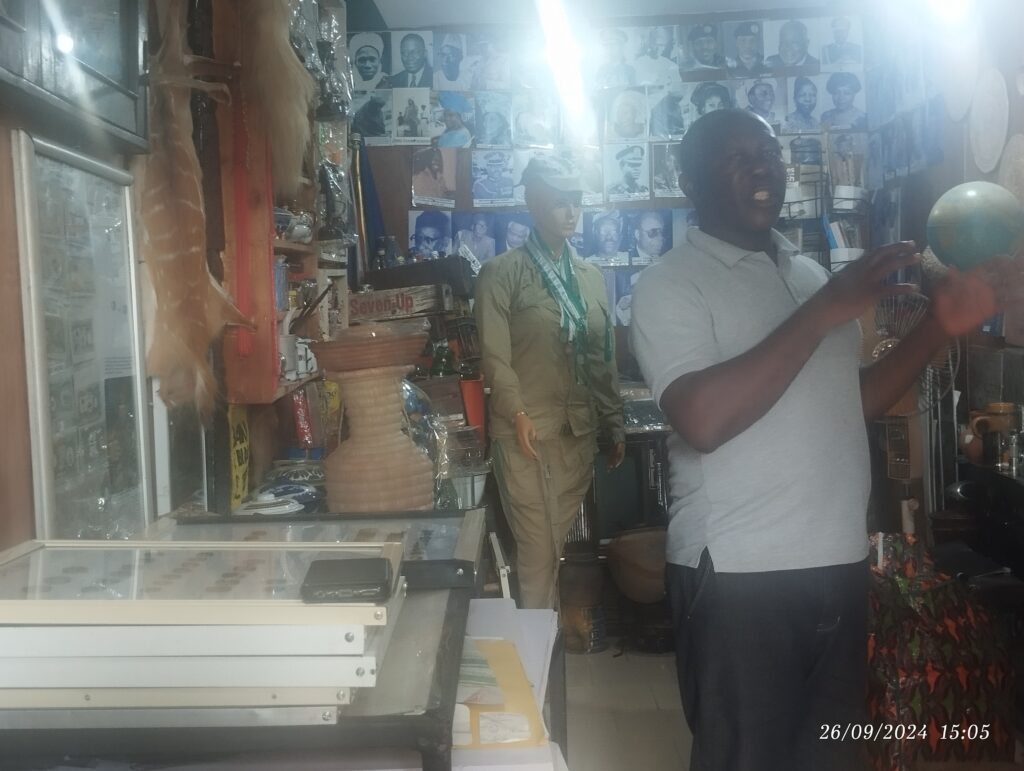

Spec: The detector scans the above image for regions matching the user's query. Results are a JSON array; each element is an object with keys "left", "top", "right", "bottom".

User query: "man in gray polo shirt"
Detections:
[{"left": 630, "top": 108, "right": 1014, "bottom": 770}]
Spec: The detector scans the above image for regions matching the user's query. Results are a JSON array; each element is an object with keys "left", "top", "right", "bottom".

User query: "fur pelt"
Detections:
[{"left": 241, "top": 0, "right": 316, "bottom": 198}]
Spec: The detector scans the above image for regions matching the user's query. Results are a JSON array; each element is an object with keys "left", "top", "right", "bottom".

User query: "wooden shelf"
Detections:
[
  {"left": 273, "top": 239, "right": 317, "bottom": 257},
  {"left": 270, "top": 372, "right": 321, "bottom": 402}
]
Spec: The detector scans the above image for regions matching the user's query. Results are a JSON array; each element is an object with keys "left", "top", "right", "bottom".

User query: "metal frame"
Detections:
[{"left": 11, "top": 129, "right": 154, "bottom": 538}]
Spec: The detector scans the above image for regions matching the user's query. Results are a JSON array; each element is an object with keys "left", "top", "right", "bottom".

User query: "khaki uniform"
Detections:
[{"left": 475, "top": 246, "right": 625, "bottom": 608}]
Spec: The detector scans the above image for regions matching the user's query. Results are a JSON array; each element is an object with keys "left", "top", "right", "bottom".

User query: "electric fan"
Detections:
[{"left": 862, "top": 292, "right": 960, "bottom": 419}]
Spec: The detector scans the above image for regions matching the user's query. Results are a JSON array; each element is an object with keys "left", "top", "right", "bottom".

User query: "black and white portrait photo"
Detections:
[
  {"left": 512, "top": 91, "right": 559, "bottom": 148},
  {"left": 690, "top": 81, "right": 734, "bottom": 117},
  {"left": 651, "top": 143, "right": 685, "bottom": 198},
  {"left": 865, "top": 130, "right": 884, "bottom": 191},
  {"left": 782, "top": 75, "right": 828, "bottom": 134},
  {"left": 764, "top": 19, "right": 822, "bottom": 70},
  {"left": 471, "top": 150, "right": 515, "bottom": 207},
  {"left": 604, "top": 144, "right": 650, "bottom": 202},
  {"left": 391, "top": 87, "right": 431, "bottom": 144},
  {"left": 390, "top": 31, "right": 433, "bottom": 88},
  {"left": 633, "top": 26, "right": 682, "bottom": 85},
  {"left": 724, "top": 20, "right": 771, "bottom": 77},
  {"left": 349, "top": 33, "right": 392, "bottom": 89},
  {"left": 820, "top": 16, "right": 863, "bottom": 71},
  {"left": 466, "top": 32, "right": 512, "bottom": 90},
  {"left": 735, "top": 78, "right": 785, "bottom": 129},
  {"left": 820, "top": 71, "right": 867, "bottom": 131},
  {"left": 627, "top": 209, "right": 673, "bottom": 265},
  {"left": 827, "top": 131, "right": 867, "bottom": 189},
  {"left": 584, "top": 209, "right": 630, "bottom": 266},
  {"left": 411, "top": 147, "right": 457, "bottom": 208},
  {"left": 433, "top": 32, "right": 474, "bottom": 90},
  {"left": 677, "top": 23, "right": 727, "bottom": 73},
  {"left": 558, "top": 146, "right": 605, "bottom": 206},
  {"left": 350, "top": 91, "right": 393, "bottom": 145},
  {"left": 593, "top": 27, "right": 639, "bottom": 89},
  {"left": 648, "top": 84, "right": 692, "bottom": 140},
  {"left": 605, "top": 88, "right": 648, "bottom": 141},
  {"left": 495, "top": 212, "right": 533, "bottom": 253},
  {"left": 408, "top": 209, "right": 452, "bottom": 259},
  {"left": 452, "top": 211, "right": 498, "bottom": 263},
  {"left": 475, "top": 91, "right": 514, "bottom": 148}
]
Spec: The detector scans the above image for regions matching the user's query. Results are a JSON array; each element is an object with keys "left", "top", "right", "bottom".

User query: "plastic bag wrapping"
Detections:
[
  {"left": 289, "top": 0, "right": 323, "bottom": 79},
  {"left": 316, "top": 121, "right": 358, "bottom": 246},
  {"left": 314, "top": 3, "right": 351, "bottom": 121},
  {"left": 430, "top": 417, "right": 490, "bottom": 509}
]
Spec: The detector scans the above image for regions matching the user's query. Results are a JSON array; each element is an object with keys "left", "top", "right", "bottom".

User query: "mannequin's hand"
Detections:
[
  {"left": 607, "top": 442, "right": 626, "bottom": 470},
  {"left": 515, "top": 412, "right": 538, "bottom": 461}
]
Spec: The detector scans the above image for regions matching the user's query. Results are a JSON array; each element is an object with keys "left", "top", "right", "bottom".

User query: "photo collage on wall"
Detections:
[{"left": 350, "top": 13, "right": 906, "bottom": 314}]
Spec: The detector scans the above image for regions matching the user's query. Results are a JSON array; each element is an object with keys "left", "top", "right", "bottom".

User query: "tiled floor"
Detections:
[{"left": 565, "top": 648, "right": 691, "bottom": 771}]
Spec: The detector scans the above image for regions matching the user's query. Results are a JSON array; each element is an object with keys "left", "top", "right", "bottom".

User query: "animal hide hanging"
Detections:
[
  {"left": 138, "top": 0, "right": 253, "bottom": 421},
  {"left": 241, "top": 0, "right": 316, "bottom": 198}
]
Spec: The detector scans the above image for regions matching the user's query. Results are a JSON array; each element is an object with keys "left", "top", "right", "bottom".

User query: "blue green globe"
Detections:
[{"left": 926, "top": 181, "right": 1024, "bottom": 271}]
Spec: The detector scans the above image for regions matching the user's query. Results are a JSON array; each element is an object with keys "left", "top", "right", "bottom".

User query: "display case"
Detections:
[{"left": 0, "top": 0, "right": 148, "bottom": 151}]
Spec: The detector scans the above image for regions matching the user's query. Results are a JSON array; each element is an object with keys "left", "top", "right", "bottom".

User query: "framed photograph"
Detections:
[
  {"left": 820, "top": 16, "right": 863, "bottom": 71},
  {"left": 651, "top": 143, "right": 685, "bottom": 198},
  {"left": 865, "top": 130, "right": 885, "bottom": 191},
  {"left": 556, "top": 146, "right": 605, "bottom": 206},
  {"left": 634, "top": 26, "right": 684, "bottom": 84},
  {"left": 820, "top": 71, "right": 867, "bottom": 131},
  {"left": 511, "top": 148, "right": 557, "bottom": 205},
  {"left": 763, "top": 18, "right": 823, "bottom": 71},
  {"left": 471, "top": 149, "right": 515, "bottom": 207},
  {"left": 407, "top": 210, "right": 452, "bottom": 260},
  {"left": 613, "top": 267, "right": 644, "bottom": 327},
  {"left": 475, "top": 91, "right": 514, "bottom": 148},
  {"left": 604, "top": 144, "right": 650, "bottom": 202},
  {"left": 604, "top": 88, "right": 648, "bottom": 142},
  {"left": 433, "top": 32, "right": 473, "bottom": 90},
  {"left": 466, "top": 31, "right": 512, "bottom": 90},
  {"left": 591, "top": 27, "right": 643, "bottom": 90},
  {"left": 781, "top": 75, "right": 830, "bottom": 134},
  {"left": 434, "top": 92, "right": 475, "bottom": 149},
  {"left": 350, "top": 91, "right": 393, "bottom": 145},
  {"left": 390, "top": 31, "right": 433, "bottom": 89},
  {"left": 411, "top": 147, "right": 457, "bottom": 209},
  {"left": 349, "top": 32, "right": 392, "bottom": 90},
  {"left": 827, "top": 132, "right": 867, "bottom": 189},
  {"left": 648, "top": 84, "right": 693, "bottom": 140},
  {"left": 391, "top": 88, "right": 432, "bottom": 145},
  {"left": 676, "top": 22, "right": 727, "bottom": 74},
  {"left": 452, "top": 212, "right": 498, "bottom": 264},
  {"left": 734, "top": 78, "right": 786, "bottom": 130},
  {"left": 626, "top": 209, "right": 673, "bottom": 265},
  {"left": 723, "top": 20, "right": 771, "bottom": 77},
  {"left": 495, "top": 212, "right": 533, "bottom": 253},
  {"left": 512, "top": 91, "right": 559, "bottom": 148},
  {"left": 689, "top": 81, "right": 734, "bottom": 117},
  {"left": 583, "top": 209, "right": 630, "bottom": 266}
]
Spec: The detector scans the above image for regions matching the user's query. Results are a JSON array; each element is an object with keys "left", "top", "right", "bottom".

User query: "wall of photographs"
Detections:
[{"left": 351, "top": 10, "right": 938, "bottom": 321}]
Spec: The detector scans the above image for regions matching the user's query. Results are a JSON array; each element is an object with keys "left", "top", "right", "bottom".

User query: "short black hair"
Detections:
[
  {"left": 678, "top": 108, "right": 768, "bottom": 198},
  {"left": 414, "top": 210, "right": 449, "bottom": 234}
]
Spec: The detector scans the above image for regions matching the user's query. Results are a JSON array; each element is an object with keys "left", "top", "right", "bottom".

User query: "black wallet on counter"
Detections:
[{"left": 300, "top": 557, "right": 394, "bottom": 603}]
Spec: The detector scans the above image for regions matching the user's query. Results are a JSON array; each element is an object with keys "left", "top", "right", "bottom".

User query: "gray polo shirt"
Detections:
[{"left": 630, "top": 227, "right": 870, "bottom": 572}]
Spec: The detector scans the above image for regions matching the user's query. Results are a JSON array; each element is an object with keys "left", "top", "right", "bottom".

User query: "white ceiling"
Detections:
[{"left": 370, "top": 0, "right": 827, "bottom": 29}]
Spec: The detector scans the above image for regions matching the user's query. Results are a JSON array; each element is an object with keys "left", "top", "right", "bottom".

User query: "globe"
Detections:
[{"left": 926, "top": 181, "right": 1024, "bottom": 271}]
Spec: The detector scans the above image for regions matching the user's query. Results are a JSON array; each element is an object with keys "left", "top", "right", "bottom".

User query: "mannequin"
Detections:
[{"left": 475, "top": 156, "right": 626, "bottom": 608}]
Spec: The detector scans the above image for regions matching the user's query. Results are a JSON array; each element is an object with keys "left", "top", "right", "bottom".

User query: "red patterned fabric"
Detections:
[{"left": 866, "top": 534, "right": 1015, "bottom": 770}]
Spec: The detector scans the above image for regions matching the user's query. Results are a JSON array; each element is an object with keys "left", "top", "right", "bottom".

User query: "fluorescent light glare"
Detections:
[
  {"left": 55, "top": 33, "right": 74, "bottom": 54},
  {"left": 535, "top": 0, "right": 592, "bottom": 143}
]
